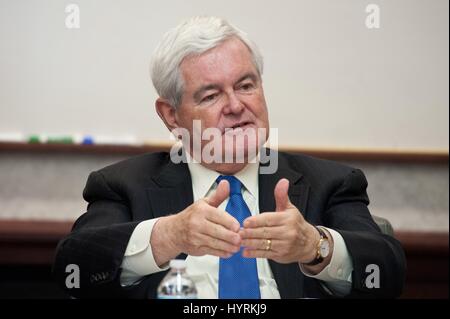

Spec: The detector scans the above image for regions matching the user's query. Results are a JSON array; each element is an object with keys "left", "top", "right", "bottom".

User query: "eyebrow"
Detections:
[
  {"left": 192, "top": 72, "right": 259, "bottom": 102},
  {"left": 236, "top": 72, "right": 258, "bottom": 85}
]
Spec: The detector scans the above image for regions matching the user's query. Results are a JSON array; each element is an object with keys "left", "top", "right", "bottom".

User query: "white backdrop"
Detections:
[{"left": 0, "top": 0, "right": 448, "bottom": 150}]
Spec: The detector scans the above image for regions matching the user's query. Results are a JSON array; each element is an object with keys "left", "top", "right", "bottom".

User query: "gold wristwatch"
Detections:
[{"left": 305, "top": 226, "right": 330, "bottom": 266}]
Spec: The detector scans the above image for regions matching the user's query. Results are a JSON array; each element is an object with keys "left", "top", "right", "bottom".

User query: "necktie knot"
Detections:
[{"left": 216, "top": 175, "right": 242, "bottom": 195}]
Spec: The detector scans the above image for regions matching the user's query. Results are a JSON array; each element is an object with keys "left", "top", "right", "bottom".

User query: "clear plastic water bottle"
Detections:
[{"left": 157, "top": 259, "right": 197, "bottom": 299}]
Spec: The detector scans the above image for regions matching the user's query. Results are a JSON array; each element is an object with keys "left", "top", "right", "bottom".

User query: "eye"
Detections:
[
  {"left": 201, "top": 93, "right": 219, "bottom": 103},
  {"left": 239, "top": 83, "right": 255, "bottom": 91}
]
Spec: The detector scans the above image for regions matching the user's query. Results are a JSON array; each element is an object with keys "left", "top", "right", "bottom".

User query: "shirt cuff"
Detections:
[
  {"left": 299, "top": 227, "right": 353, "bottom": 294},
  {"left": 120, "top": 218, "right": 170, "bottom": 286}
]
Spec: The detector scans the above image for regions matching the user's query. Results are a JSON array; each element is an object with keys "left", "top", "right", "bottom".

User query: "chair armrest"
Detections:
[{"left": 372, "top": 215, "right": 394, "bottom": 236}]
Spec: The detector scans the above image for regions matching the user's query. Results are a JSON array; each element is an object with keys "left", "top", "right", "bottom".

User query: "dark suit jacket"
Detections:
[{"left": 53, "top": 150, "right": 406, "bottom": 298}]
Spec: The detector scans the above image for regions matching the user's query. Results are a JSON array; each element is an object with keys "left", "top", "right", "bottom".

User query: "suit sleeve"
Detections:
[
  {"left": 323, "top": 169, "right": 407, "bottom": 298},
  {"left": 52, "top": 171, "right": 165, "bottom": 298}
]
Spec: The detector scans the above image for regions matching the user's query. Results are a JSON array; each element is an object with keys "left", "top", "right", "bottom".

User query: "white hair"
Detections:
[{"left": 150, "top": 16, "right": 264, "bottom": 108}]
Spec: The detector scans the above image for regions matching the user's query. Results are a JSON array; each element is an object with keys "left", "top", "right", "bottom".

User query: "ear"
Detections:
[{"left": 155, "top": 98, "right": 178, "bottom": 131}]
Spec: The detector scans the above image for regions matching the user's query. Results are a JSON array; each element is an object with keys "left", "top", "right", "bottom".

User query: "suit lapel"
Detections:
[
  {"left": 146, "top": 158, "right": 194, "bottom": 219},
  {"left": 258, "top": 149, "right": 310, "bottom": 218},
  {"left": 259, "top": 150, "right": 311, "bottom": 298},
  {"left": 259, "top": 166, "right": 309, "bottom": 216}
]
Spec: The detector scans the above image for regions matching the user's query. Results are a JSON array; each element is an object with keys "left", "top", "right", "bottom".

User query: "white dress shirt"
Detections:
[{"left": 120, "top": 158, "right": 353, "bottom": 298}]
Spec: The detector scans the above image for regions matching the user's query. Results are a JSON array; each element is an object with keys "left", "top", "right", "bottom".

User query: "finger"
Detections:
[
  {"left": 196, "top": 233, "right": 240, "bottom": 254},
  {"left": 242, "top": 248, "right": 273, "bottom": 259},
  {"left": 206, "top": 209, "right": 240, "bottom": 233},
  {"left": 243, "top": 212, "right": 286, "bottom": 228},
  {"left": 198, "top": 246, "right": 233, "bottom": 259},
  {"left": 274, "top": 178, "right": 291, "bottom": 212},
  {"left": 205, "top": 180, "right": 229, "bottom": 208},
  {"left": 202, "top": 220, "right": 241, "bottom": 246},
  {"left": 241, "top": 238, "right": 281, "bottom": 252},
  {"left": 240, "top": 225, "right": 285, "bottom": 240}
]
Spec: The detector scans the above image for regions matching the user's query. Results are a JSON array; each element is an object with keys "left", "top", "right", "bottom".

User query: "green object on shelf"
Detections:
[{"left": 28, "top": 135, "right": 41, "bottom": 143}]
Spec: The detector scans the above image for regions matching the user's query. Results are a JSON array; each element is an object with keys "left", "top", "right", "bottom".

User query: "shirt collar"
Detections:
[{"left": 186, "top": 151, "right": 259, "bottom": 199}]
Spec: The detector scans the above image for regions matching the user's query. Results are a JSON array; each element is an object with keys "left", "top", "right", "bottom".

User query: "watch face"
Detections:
[{"left": 320, "top": 240, "right": 330, "bottom": 258}]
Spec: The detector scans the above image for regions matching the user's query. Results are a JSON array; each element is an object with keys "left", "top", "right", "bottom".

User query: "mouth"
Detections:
[{"left": 228, "top": 121, "right": 254, "bottom": 130}]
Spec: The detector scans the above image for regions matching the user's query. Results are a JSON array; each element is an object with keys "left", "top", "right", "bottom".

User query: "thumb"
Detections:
[
  {"left": 274, "top": 178, "right": 292, "bottom": 212},
  {"left": 205, "top": 180, "right": 230, "bottom": 207}
]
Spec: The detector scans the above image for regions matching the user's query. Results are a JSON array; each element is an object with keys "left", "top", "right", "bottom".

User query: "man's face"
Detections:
[{"left": 174, "top": 37, "right": 270, "bottom": 169}]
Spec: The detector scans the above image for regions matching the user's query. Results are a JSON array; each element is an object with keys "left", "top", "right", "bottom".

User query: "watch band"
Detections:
[{"left": 304, "top": 226, "right": 328, "bottom": 266}]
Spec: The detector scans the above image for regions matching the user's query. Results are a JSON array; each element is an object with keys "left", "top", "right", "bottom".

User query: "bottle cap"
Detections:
[{"left": 169, "top": 259, "right": 187, "bottom": 269}]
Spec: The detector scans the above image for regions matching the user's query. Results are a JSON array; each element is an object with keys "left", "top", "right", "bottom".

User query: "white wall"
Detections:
[{"left": 0, "top": 0, "right": 448, "bottom": 150}]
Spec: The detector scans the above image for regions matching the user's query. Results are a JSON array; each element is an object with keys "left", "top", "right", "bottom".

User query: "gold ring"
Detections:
[{"left": 265, "top": 239, "right": 272, "bottom": 251}]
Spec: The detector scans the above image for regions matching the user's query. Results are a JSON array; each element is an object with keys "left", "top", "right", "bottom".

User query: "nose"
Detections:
[{"left": 222, "top": 91, "right": 244, "bottom": 115}]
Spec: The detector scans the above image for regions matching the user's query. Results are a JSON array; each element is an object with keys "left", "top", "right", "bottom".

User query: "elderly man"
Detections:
[{"left": 53, "top": 16, "right": 405, "bottom": 299}]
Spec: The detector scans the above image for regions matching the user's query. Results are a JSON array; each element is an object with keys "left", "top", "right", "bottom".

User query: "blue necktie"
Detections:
[{"left": 217, "top": 175, "right": 261, "bottom": 299}]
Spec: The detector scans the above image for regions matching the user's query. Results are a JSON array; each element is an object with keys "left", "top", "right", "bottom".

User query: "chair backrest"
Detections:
[{"left": 372, "top": 215, "right": 394, "bottom": 236}]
